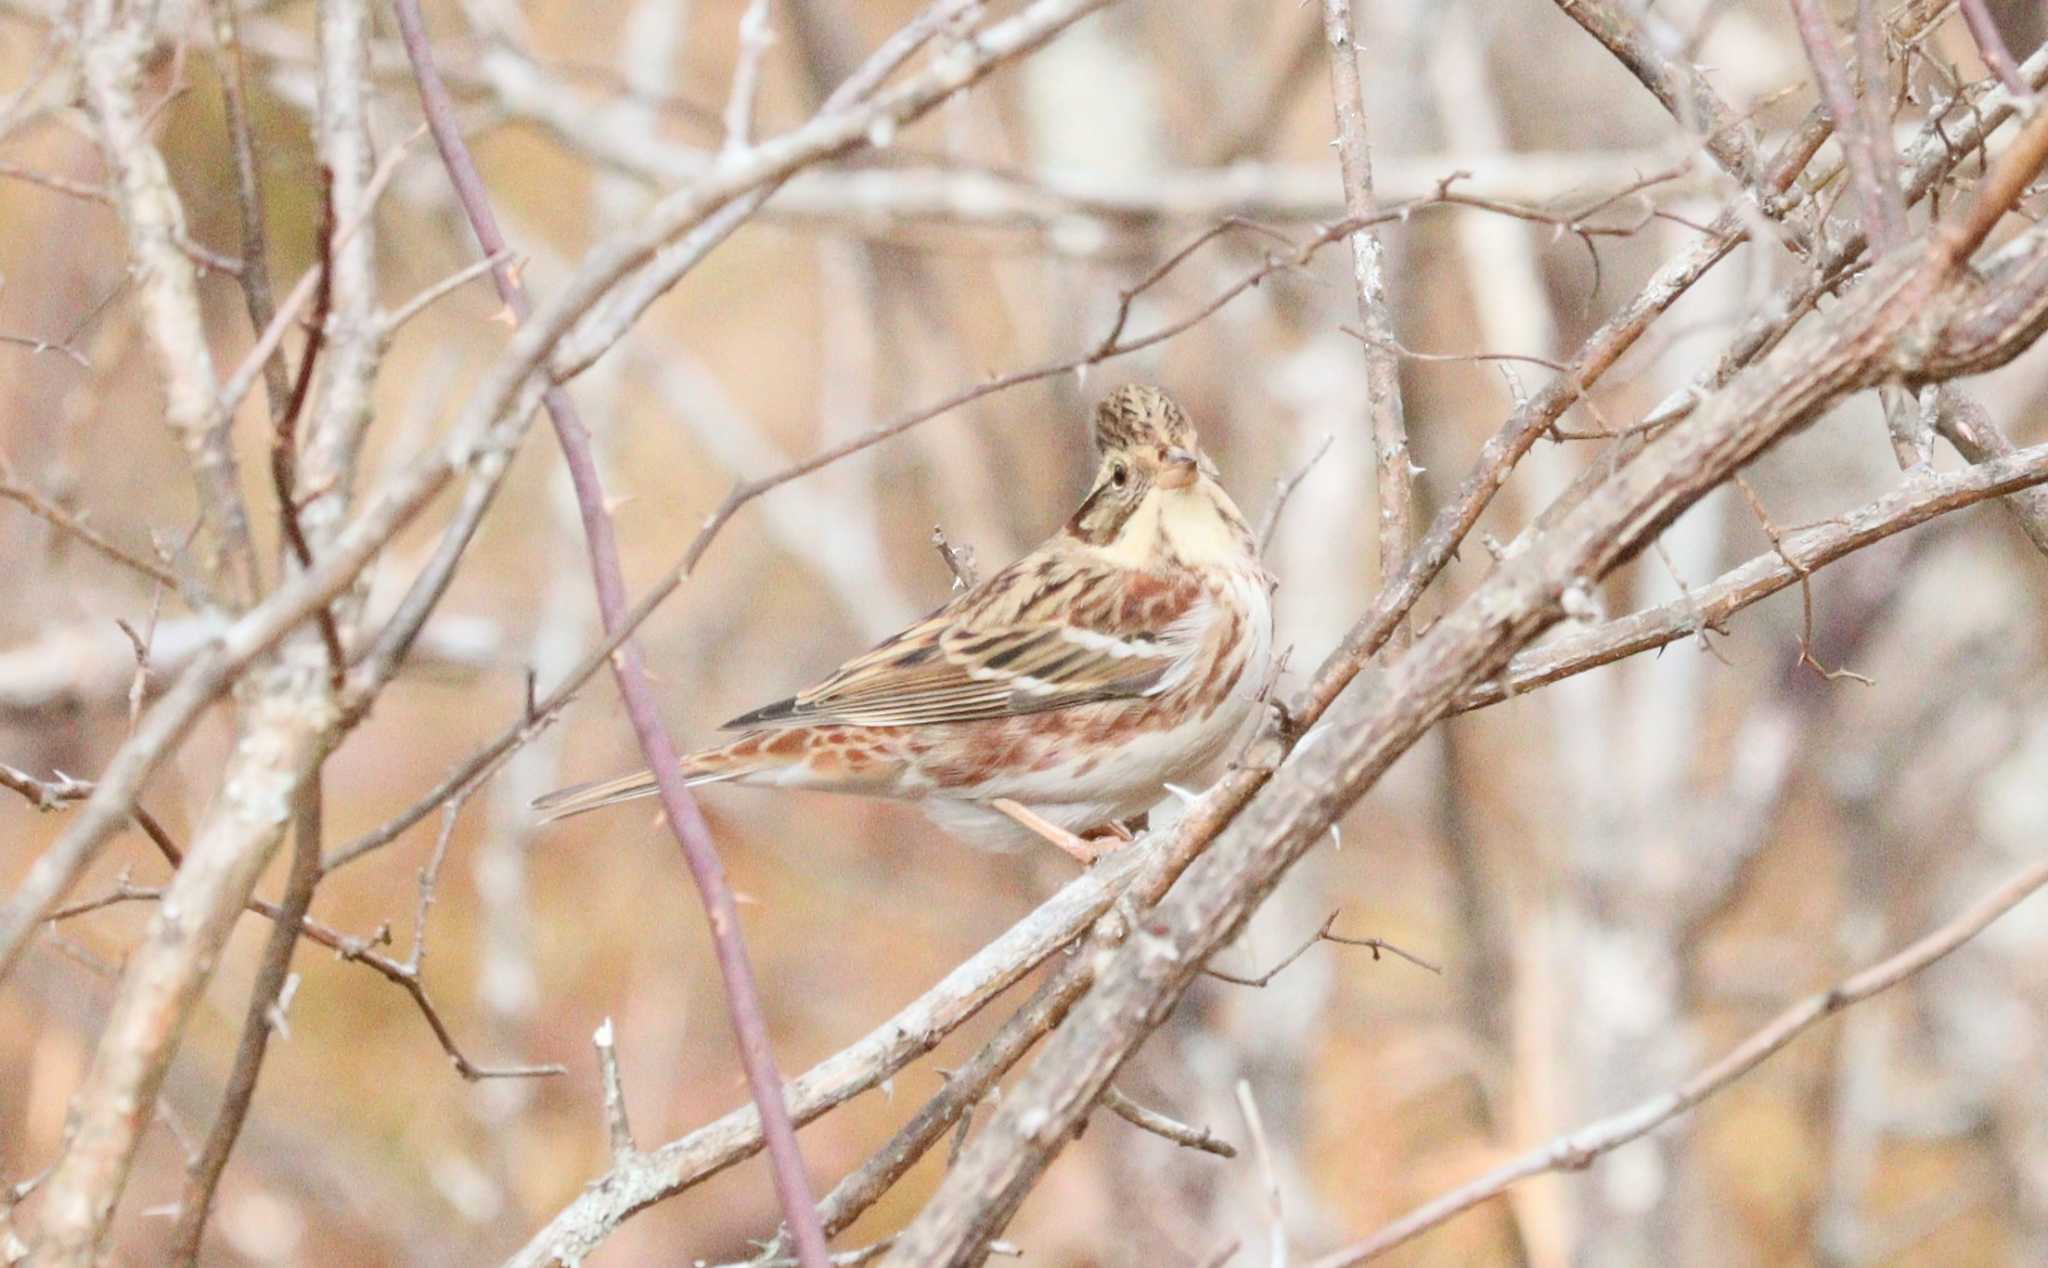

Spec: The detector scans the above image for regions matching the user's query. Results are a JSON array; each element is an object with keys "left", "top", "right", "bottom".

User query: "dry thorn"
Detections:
[
  {"left": 381, "top": 249, "right": 517, "bottom": 335},
  {"left": 0, "top": 764, "right": 95, "bottom": 813}
]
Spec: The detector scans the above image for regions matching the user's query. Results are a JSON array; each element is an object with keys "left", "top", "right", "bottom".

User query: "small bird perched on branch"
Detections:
[{"left": 534, "top": 384, "right": 1275, "bottom": 862}]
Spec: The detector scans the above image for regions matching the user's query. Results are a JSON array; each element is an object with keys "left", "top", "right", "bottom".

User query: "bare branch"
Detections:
[
  {"left": 1305, "top": 855, "right": 2048, "bottom": 1266},
  {"left": 205, "top": 0, "right": 292, "bottom": 422},
  {"left": 1931, "top": 386, "right": 2048, "bottom": 556},
  {"left": 0, "top": 763, "right": 94, "bottom": 812},
  {"left": 0, "top": 457, "right": 179, "bottom": 587},
  {"left": 1552, "top": 0, "right": 1761, "bottom": 191},
  {"left": 1256, "top": 434, "right": 1333, "bottom": 557},
  {"left": 1458, "top": 439, "right": 2048, "bottom": 711},
  {"left": 504, "top": 846, "right": 1151, "bottom": 1268},
  {"left": 1322, "top": 0, "right": 1412, "bottom": 643}
]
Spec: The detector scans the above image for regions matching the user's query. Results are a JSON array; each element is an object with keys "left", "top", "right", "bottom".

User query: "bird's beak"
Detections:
[{"left": 1159, "top": 448, "right": 1199, "bottom": 490}]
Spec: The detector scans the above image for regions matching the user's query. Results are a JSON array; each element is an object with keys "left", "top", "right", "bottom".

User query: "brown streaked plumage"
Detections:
[{"left": 534, "top": 384, "right": 1275, "bottom": 861}]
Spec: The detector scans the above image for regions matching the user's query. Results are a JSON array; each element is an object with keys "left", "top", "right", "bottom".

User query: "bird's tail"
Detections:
[{"left": 530, "top": 735, "right": 766, "bottom": 823}]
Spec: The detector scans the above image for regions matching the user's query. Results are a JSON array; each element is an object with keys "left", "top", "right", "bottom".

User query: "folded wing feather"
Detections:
[{"left": 723, "top": 584, "right": 1213, "bottom": 730}]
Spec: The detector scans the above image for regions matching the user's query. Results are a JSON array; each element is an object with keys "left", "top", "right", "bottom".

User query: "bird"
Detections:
[{"left": 533, "top": 384, "right": 1275, "bottom": 862}]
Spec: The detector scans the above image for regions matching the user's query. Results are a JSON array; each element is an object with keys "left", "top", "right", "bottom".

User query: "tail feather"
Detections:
[
  {"left": 530, "top": 770, "right": 664, "bottom": 822},
  {"left": 532, "top": 740, "right": 760, "bottom": 823}
]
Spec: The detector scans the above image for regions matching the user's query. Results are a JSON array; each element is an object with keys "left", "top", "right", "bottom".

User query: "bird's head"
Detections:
[{"left": 1068, "top": 385, "right": 1225, "bottom": 549}]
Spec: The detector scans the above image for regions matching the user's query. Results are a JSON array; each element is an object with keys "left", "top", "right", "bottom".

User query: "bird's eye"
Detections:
[{"left": 1110, "top": 464, "right": 1128, "bottom": 488}]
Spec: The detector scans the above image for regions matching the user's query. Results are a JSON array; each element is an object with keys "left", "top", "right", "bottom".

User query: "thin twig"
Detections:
[
  {"left": 0, "top": 330, "right": 90, "bottom": 366},
  {"left": 23, "top": 773, "right": 560, "bottom": 1083},
  {"left": 165, "top": 778, "right": 325, "bottom": 1266},
  {"left": 1203, "top": 911, "right": 1442, "bottom": 988},
  {"left": 1255, "top": 434, "right": 1333, "bottom": 557},
  {"left": 1733, "top": 474, "right": 1875, "bottom": 686},
  {"left": 1305, "top": 856, "right": 2048, "bottom": 1266},
  {"left": 269, "top": 171, "right": 348, "bottom": 690},
  {"left": 0, "top": 158, "right": 109, "bottom": 203},
  {"left": 1101, "top": 1087, "right": 1236, "bottom": 1158},
  {"left": 0, "top": 457, "right": 180, "bottom": 587},
  {"left": 206, "top": 0, "right": 293, "bottom": 422},
  {"left": 1235, "top": 1080, "right": 1287, "bottom": 1268},
  {"left": 380, "top": 249, "right": 516, "bottom": 334},
  {"left": 594, "top": 1018, "right": 638, "bottom": 1161}
]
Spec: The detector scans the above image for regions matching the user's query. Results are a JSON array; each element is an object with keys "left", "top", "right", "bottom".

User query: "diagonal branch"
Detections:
[{"left": 1306, "top": 854, "right": 2048, "bottom": 1266}]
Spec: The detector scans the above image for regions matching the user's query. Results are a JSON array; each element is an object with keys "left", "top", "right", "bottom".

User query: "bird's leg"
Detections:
[
  {"left": 989, "top": 798, "right": 1104, "bottom": 865},
  {"left": 1099, "top": 817, "right": 1139, "bottom": 843}
]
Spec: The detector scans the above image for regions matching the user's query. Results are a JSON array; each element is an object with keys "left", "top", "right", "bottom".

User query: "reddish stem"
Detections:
[{"left": 386, "top": 4, "right": 829, "bottom": 1264}]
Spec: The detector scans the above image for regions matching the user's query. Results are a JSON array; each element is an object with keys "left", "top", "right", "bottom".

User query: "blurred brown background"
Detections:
[{"left": 4, "top": 0, "right": 2048, "bottom": 1264}]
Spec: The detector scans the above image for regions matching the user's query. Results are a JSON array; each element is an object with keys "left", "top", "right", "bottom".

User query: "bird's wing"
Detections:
[{"left": 723, "top": 560, "right": 1211, "bottom": 730}]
